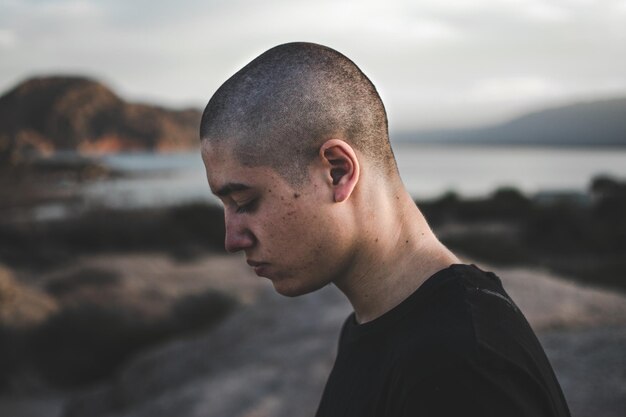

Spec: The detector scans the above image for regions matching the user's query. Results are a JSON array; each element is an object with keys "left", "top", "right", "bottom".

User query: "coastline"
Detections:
[
  {"left": 1, "top": 253, "right": 624, "bottom": 417},
  {"left": 1, "top": 154, "right": 625, "bottom": 416}
]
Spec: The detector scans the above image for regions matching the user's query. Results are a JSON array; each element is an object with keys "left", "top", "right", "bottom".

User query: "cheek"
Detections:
[
  {"left": 289, "top": 211, "right": 335, "bottom": 263},
  {"left": 271, "top": 205, "right": 322, "bottom": 249},
  {"left": 253, "top": 204, "right": 303, "bottom": 252}
]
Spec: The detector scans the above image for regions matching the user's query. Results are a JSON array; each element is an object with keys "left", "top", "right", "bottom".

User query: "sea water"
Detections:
[{"left": 80, "top": 144, "right": 626, "bottom": 209}]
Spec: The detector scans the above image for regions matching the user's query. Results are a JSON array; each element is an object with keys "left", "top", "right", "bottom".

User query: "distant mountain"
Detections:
[
  {"left": 398, "top": 98, "right": 626, "bottom": 146},
  {"left": 0, "top": 76, "right": 201, "bottom": 164}
]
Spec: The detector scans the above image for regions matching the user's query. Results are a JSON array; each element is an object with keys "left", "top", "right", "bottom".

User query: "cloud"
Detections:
[
  {"left": 468, "top": 76, "right": 560, "bottom": 102},
  {"left": 38, "top": 0, "right": 102, "bottom": 18},
  {"left": 0, "top": 29, "right": 17, "bottom": 48},
  {"left": 371, "top": 16, "right": 462, "bottom": 42},
  {"left": 524, "top": 2, "right": 571, "bottom": 22},
  {"left": 2, "top": 0, "right": 102, "bottom": 20},
  {"left": 615, "top": 0, "right": 626, "bottom": 12},
  {"left": 0, "top": 0, "right": 625, "bottom": 129}
]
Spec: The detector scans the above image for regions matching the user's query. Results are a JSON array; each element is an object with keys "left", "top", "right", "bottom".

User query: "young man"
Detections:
[{"left": 200, "top": 42, "right": 571, "bottom": 417}]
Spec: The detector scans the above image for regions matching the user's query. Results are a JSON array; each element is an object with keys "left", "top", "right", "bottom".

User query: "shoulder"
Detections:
[
  {"left": 385, "top": 265, "right": 568, "bottom": 416},
  {"left": 394, "top": 264, "right": 514, "bottom": 352},
  {"left": 388, "top": 353, "right": 558, "bottom": 417},
  {"left": 388, "top": 332, "right": 560, "bottom": 416},
  {"left": 396, "top": 264, "right": 538, "bottom": 364},
  {"left": 386, "top": 264, "right": 540, "bottom": 381}
]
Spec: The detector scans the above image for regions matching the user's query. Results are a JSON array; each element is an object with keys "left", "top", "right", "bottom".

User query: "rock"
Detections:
[
  {"left": 60, "top": 263, "right": 626, "bottom": 417},
  {"left": 0, "top": 265, "right": 58, "bottom": 329},
  {"left": 0, "top": 76, "right": 201, "bottom": 164}
]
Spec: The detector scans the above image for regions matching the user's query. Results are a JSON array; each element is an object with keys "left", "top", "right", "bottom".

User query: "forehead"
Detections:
[
  {"left": 201, "top": 140, "right": 284, "bottom": 194},
  {"left": 201, "top": 140, "right": 235, "bottom": 172}
]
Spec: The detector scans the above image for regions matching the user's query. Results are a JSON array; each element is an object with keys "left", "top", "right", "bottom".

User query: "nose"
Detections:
[{"left": 224, "top": 211, "right": 255, "bottom": 253}]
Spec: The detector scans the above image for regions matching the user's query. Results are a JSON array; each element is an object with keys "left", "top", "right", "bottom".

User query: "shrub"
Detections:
[{"left": 24, "top": 289, "right": 236, "bottom": 388}]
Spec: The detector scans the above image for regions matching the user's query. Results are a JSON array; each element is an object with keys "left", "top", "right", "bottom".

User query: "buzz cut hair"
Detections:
[{"left": 200, "top": 42, "right": 397, "bottom": 187}]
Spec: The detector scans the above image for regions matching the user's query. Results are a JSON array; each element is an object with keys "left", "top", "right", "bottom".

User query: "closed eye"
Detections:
[{"left": 235, "top": 199, "right": 258, "bottom": 214}]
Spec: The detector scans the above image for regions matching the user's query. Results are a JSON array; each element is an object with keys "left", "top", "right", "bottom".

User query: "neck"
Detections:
[{"left": 333, "top": 183, "right": 460, "bottom": 324}]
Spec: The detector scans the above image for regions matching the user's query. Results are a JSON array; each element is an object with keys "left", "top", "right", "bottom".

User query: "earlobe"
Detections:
[{"left": 319, "top": 139, "right": 360, "bottom": 203}]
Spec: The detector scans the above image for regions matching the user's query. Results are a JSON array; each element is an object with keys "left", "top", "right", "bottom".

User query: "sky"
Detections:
[{"left": 1, "top": 0, "right": 625, "bottom": 132}]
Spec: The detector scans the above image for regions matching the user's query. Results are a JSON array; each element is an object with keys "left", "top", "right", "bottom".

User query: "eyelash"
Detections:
[{"left": 235, "top": 199, "right": 257, "bottom": 214}]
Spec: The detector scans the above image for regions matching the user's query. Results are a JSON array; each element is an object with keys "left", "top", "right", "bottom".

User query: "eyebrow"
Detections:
[{"left": 214, "top": 182, "right": 251, "bottom": 197}]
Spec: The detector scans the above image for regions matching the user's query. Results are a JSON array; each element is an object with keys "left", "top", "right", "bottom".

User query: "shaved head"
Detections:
[{"left": 200, "top": 42, "right": 396, "bottom": 186}]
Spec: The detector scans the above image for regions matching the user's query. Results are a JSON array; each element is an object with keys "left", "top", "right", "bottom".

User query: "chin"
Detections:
[
  {"left": 272, "top": 282, "right": 309, "bottom": 298},
  {"left": 271, "top": 278, "right": 327, "bottom": 298}
]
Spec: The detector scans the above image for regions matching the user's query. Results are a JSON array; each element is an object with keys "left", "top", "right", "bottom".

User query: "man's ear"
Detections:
[{"left": 319, "top": 139, "right": 360, "bottom": 203}]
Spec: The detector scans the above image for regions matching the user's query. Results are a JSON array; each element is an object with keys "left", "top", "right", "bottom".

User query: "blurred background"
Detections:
[{"left": 1, "top": 1, "right": 625, "bottom": 416}]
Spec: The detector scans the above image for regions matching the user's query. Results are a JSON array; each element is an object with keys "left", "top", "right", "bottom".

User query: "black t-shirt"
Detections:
[{"left": 315, "top": 264, "right": 571, "bottom": 417}]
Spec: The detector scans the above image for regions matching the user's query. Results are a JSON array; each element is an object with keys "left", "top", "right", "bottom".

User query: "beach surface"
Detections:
[{"left": 1, "top": 254, "right": 625, "bottom": 417}]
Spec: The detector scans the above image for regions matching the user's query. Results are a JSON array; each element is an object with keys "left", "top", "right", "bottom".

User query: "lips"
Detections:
[{"left": 246, "top": 260, "right": 269, "bottom": 276}]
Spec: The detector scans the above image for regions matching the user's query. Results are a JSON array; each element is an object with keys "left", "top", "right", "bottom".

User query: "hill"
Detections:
[
  {"left": 399, "top": 97, "right": 626, "bottom": 146},
  {"left": 0, "top": 76, "right": 201, "bottom": 164}
]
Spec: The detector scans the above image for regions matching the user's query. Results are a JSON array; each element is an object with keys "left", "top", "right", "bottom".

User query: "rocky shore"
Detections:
[
  {"left": 0, "top": 76, "right": 200, "bottom": 165},
  {"left": 1, "top": 254, "right": 624, "bottom": 417},
  {"left": 1, "top": 175, "right": 624, "bottom": 416}
]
